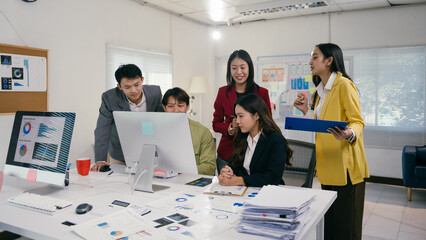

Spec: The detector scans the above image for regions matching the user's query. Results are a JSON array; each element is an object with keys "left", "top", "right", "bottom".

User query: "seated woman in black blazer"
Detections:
[{"left": 218, "top": 94, "right": 293, "bottom": 187}]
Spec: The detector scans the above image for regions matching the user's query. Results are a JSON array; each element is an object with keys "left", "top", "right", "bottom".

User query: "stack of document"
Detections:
[{"left": 237, "top": 185, "right": 316, "bottom": 240}]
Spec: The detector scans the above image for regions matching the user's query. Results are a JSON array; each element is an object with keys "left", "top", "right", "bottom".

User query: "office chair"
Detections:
[{"left": 283, "top": 139, "right": 316, "bottom": 188}]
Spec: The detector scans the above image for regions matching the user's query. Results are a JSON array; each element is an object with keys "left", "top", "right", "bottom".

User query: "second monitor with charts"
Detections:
[{"left": 4, "top": 111, "right": 76, "bottom": 188}]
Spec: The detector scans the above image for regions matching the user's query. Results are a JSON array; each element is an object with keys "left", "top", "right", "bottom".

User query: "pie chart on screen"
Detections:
[
  {"left": 19, "top": 145, "right": 27, "bottom": 156},
  {"left": 23, "top": 122, "right": 31, "bottom": 135}
]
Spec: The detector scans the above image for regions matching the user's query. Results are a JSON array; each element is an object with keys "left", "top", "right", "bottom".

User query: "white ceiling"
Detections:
[{"left": 133, "top": 0, "right": 426, "bottom": 26}]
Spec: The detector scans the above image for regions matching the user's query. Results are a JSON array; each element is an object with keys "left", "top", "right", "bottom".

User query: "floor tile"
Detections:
[
  {"left": 377, "top": 195, "right": 407, "bottom": 207},
  {"left": 362, "top": 234, "right": 396, "bottom": 240},
  {"left": 363, "top": 214, "right": 401, "bottom": 239},
  {"left": 363, "top": 201, "right": 375, "bottom": 226},
  {"left": 397, "top": 231, "right": 426, "bottom": 240},
  {"left": 366, "top": 192, "right": 382, "bottom": 203},
  {"left": 401, "top": 208, "right": 426, "bottom": 234},
  {"left": 399, "top": 223, "right": 426, "bottom": 235},
  {"left": 366, "top": 182, "right": 386, "bottom": 192},
  {"left": 409, "top": 188, "right": 426, "bottom": 201},
  {"left": 373, "top": 202, "right": 405, "bottom": 222},
  {"left": 406, "top": 200, "right": 426, "bottom": 209}
]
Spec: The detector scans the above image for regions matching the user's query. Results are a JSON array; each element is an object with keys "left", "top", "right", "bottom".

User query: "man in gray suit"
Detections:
[{"left": 91, "top": 64, "right": 163, "bottom": 171}]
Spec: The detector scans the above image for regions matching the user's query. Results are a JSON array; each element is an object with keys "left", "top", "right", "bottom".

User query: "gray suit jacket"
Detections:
[{"left": 94, "top": 85, "right": 163, "bottom": 162}]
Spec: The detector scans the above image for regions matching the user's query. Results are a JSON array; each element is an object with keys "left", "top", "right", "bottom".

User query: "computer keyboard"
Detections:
[{"left": 6, "top": 192, "right": 73, "bottom": 215}]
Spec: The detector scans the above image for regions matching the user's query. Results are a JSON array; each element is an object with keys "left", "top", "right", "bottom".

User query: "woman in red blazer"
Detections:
[{"left": 213, "top": 50, "right": 271, "bottom": 174}]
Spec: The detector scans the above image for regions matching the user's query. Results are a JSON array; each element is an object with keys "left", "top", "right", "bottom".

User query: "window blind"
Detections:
[
  {"left": 346, "top": 46, "right": 426, "bottom": 149},
  {"left": 106, "top": 44, "right": 173, "bottom": 95}
]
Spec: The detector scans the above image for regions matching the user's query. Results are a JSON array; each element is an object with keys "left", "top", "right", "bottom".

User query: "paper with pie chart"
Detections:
[
  {"left": 1, "top": 52, "right": 47, "bottom": 91},
  {"left": 71, "top": 209, "right": 149, "bottom": 240}
]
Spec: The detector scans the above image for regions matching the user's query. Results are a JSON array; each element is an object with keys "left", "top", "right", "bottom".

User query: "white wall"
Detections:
[
  {"left": 209, "top": 4, "right": 426, "bottom": 178},
  {"left": 170, "top": 18, "right": 216, "bottom": 125},
  {"left": 0, "top": 0, "right": 214, "bottom": 169}
]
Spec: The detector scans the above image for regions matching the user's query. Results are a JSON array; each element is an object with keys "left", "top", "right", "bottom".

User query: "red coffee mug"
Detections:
[{"left": 76, "top": 158, "right": 91, "bottom": 176}]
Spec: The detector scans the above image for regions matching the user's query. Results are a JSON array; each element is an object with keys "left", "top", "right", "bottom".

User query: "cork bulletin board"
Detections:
[{"left": 0, "top": 43, "right": 48, "bottom": 114}]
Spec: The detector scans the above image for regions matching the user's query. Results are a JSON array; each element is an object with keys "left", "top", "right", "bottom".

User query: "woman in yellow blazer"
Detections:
[{"left": 294, "top": 43, "right": 369, "bottom": 240}]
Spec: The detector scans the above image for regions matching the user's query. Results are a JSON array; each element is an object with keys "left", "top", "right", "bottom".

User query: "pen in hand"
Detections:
[{"left": 107, "top": 171, "right": 114, "bottom": 176}]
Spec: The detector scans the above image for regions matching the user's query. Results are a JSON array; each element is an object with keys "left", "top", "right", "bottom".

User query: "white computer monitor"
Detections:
[
  {"left": 113, "top": 111, "right": 198, "bottom": 177},
  {"left": 4, "top": 111, "right": 76, "bottom": 188}
]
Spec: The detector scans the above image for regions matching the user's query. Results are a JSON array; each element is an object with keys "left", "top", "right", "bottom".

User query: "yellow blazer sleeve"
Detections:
[{"left": 341, "top": 78, "right": 364, "bottom": 146}]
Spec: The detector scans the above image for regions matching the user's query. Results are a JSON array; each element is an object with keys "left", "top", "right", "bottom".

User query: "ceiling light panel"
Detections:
[
  {"left": 223, "top": 0, "right": 275, "bottom": 4},
  {"left": 335, "top": 0, "right": 389, "bottom": 11},
  {"left": 236, "top": 0, "right": 329, "bottom": 16},
  {"left": 178, "top": 0, "right": 232, "bottom": 12}
]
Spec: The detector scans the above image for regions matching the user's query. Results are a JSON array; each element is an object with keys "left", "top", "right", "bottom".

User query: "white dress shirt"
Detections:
[
  {"left": 243, "top": 131, "right": 261, "bottom": 174},
  {"left": 305, "top": 72, "right": 337, "bottom": 119},
  {"left": 127, "top": 89, "right": 147, "bottom": 112}
]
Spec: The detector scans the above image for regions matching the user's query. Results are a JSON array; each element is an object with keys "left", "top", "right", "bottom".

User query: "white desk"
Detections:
[{"left": 0, "top": 165, "right": 336, "bottom": 240}]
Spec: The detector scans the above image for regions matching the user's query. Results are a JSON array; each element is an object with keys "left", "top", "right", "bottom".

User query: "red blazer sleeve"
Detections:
[{"left": 212, "top": 86, "right": 235, "bottom": 135}]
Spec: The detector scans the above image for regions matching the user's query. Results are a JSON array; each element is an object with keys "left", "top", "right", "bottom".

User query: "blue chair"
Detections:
[{"left": 402, "top": 145, "right": 426, "bottom": 201}]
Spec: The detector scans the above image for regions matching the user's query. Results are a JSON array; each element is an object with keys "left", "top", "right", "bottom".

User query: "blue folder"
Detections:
[{"left": 284, "top": 117, "right": 348, "bottom": 133}]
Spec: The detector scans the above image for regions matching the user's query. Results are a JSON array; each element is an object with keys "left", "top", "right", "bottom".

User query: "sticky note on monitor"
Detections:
[
  {"left": 26, "top": 169, "right": 37, "bottom": 183},
  {"left": 142, "top": 122, "right": 154, "bottom": 135}
]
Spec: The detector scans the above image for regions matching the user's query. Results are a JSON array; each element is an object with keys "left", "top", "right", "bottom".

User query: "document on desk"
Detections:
[
  {"left": 203, "top": 176, "right": 248, "bottom": 196},
  {"left": 147, "top": 190, "right": 241, "bottom": 222},
  {"left": 71, "top": 209, "right": 152, "bottom": 240}
]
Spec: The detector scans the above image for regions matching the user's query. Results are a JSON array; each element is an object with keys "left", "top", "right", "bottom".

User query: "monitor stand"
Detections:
[
  {"left": 132, "top": 144, "right": 170, "bottom": 193},
  {"left": 26, "top": 185, "right": 63, "bottom": 195},
  {"left": 6, "top": 174, "right": 64, "bottom": 196}
]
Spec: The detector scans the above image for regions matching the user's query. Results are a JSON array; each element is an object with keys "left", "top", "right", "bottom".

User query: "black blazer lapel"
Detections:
[{"left": 249, "top": 135, "right": 267, "bottom": 173}]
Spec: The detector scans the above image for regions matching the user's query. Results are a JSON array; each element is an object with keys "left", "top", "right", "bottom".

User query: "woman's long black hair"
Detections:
[{"left": 311, "top": 43, "right": 352, "bottom": 109}]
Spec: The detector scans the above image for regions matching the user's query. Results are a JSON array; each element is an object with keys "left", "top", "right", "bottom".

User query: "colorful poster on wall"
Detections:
[
  {"left": 269, "top": 68, "right": 276, "bottom": 82},
  {"left": 277, "top": 68, "right": 284, "bottom": 81},
  {"left": 0, "top": 53, "right": 47, "bottom": 92},
  {"left": 262, "top": 68, "right": 269, "bottom": 82}
]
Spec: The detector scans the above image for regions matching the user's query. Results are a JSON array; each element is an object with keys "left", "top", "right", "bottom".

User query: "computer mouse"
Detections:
[
  {"left": 75, "top": 203, "right": 93, "bottom": 214},
  {"left": 99, "top": 165, "right": 111, "bottom": 172}
]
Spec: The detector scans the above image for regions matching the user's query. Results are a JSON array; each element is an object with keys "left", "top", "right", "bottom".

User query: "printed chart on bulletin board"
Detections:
[
  {"left": 256, "top": 54, "right": 315, "bottom": 143},
  {"left": 0, "top": 43, "right": 48, "bottom": 114},
  {"left": 1, "top": 53, "right": 47, "bottom": 92}
]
